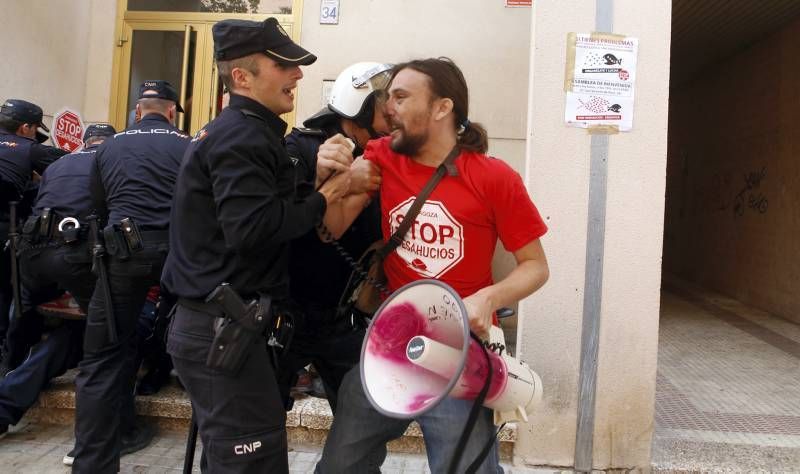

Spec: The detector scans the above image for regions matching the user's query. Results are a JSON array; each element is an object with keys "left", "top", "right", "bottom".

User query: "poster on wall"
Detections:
[
  {"left": 564, "top": 33, "right": 639, "bottom": 132},
  {"left": 506, "top": 0, "right": 532, "bottom": 6}
]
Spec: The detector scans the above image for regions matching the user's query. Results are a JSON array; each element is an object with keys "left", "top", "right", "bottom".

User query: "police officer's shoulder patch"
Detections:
[
  {"left": 192, "top": 128, "right": 209, "bottom": 142},
  {"left": 293, "top": 127, "right": 326, "bottom": 137}
]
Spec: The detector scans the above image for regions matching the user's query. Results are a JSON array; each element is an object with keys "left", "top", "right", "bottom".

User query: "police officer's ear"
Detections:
[
  {"left": 230, "top": 67, "right": 252, "bottom": 92},
  {"left": 168, "top": 104, "right": 177, "bottom": 125},
  {"left": 17, "top": 123, "right": 36, "bottom": 140}
]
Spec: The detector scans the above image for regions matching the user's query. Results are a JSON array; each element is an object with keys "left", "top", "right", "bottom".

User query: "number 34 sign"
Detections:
[{"left": 320, "top": 0, "right": 339, "bottom": 24}]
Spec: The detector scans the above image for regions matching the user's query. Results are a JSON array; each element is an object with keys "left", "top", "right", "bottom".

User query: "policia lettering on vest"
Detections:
[{"left": 161, "top": 18, "right": 351, "bottom": 473}]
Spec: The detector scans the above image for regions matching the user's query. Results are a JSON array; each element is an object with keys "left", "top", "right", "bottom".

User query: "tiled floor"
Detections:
[{"left": 652, "top": 280, "right": 800, "bottom": 471}]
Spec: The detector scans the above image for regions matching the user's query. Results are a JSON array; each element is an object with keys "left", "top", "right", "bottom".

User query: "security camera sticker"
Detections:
[{"left": 388, "top": 199, "right": 464, "bottom": 278}]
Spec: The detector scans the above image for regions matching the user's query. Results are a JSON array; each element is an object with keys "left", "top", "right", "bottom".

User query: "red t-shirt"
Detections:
[{"left": 364, "top": 137, "right": 547, "bottom": 299}]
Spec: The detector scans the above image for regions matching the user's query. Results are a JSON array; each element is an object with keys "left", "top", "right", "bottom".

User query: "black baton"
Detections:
[
  {"left": 8, "top": 202, "right": 22, "bottom": 321},
  {"left": 88, "top": 215, "right": 118, "bottom": 345},
  {"left": 183, "top": 413, "right": 198, "bottom": 474}
]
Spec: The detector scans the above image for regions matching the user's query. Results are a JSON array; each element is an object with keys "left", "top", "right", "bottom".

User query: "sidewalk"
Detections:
[
  {"left": 3, "top": 280, "right": 798, "bottom": 472},
  {"left": 0, "top": 420, "right": 554, "bottom": 473},
  {"left": 651, "top": 280, "right": 800, "bottom": 471}
]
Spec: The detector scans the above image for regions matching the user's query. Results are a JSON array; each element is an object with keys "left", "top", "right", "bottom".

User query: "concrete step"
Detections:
[{"left": 26, "top": 369, "right": 517, "bottom": 460}]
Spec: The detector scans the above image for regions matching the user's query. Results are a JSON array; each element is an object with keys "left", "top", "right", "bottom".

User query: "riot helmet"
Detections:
[{"left": 305, "top": 62, "right": 393, "bottom": 137}]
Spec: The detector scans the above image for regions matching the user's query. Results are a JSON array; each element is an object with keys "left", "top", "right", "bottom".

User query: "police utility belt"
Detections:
[
  {"left": 21, "top": 209, "right": 87, "bottom": 246},
  {"left": 178, "top": 283, "right": 294, "bottom": 375},
  {"left": 102, "top": 217, "right": 168, "bottom": 259}
]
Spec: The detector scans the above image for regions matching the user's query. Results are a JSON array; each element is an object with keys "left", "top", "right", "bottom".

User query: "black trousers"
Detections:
[
  {"left": 5, "top": 242, "right": 95, "bottom": 370},
  {"left": 72, "top": 244, "right": 167, "bottom": 474},
  {"left": 0, "top": 320, "right": 84, "bottom": 425},
  {"left": 168, "top": 303, "right": 289, "bottom": 474},
  {"left": 277, "top": 304, "right": 365, "bottom": 412}
]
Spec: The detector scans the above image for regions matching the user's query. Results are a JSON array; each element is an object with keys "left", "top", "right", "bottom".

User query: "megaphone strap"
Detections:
[
  {"left": 376, "top": 144, "right": 461, "bottom": 261},
  {"left": 320, "top": 144, "right": 462, "bottom": 314},
  {"left": 447, "top": 332, "right": 495, "bottom": 474}
]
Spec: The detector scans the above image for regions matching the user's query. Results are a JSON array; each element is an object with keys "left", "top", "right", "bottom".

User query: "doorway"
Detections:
[
  {"left": 109, "top": 1, "right": 302, "bottom": 135},
  {"left": 654, "top": 1, "right": 800, "bottom": 470}
]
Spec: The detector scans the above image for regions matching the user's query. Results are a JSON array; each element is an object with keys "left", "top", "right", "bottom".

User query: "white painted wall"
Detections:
[
  {"left": 296, "top": 0, "right": 532, "bottom": 160},
  {"left": 0, "top": 1, "right": 116, "bottom": 128},
  {"left": 517, "top": 0, "right": 671, "bottom": 469}
]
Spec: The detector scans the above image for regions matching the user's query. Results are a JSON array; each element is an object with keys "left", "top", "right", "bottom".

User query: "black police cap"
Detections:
[
  {"left": 138, "top": 80, "right": 185, "bottom": 113},
  {"left": 83, "top": 123, "right": 117, "bottom": 142},
  {"left": 0, "top": 99, "right": 50, "bottom": 133},
  {"left": 213, "top": 17, "right": 317, "bottom": 66}
]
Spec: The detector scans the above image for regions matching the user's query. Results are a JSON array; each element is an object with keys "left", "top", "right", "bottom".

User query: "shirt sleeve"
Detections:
[
  {"left": 284, "top": 131, "right": 317, "bottom": 198},
  {"left": 489, "top": 160, "right": 548, "bottom": 252},
  {"left": 29, "top": 143, "right": 68, "bottom": 174},
  {"left": 208, "top": 132, "right": 326, "bottom": 255}
]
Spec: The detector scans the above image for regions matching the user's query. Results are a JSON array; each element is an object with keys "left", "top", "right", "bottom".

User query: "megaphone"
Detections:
[{"left": 360, "top": 279, "right": 543, "bottom": 424}]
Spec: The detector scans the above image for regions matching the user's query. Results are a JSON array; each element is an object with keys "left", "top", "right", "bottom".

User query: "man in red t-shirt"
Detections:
[{"left": 318, "top": 58, "right": 549, "bottom": 474}]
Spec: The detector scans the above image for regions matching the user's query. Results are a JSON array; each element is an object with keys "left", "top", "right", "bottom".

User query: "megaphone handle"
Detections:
[{"left": 447, "top": 332, "right": 494, "bottom": 474}]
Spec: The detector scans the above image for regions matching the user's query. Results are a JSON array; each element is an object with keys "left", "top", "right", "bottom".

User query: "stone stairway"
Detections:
[{"left": 25, "top": 370, "right": 517, "bottom": 460}]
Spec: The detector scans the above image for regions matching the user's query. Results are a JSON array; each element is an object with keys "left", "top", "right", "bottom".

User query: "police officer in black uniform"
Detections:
[
  {"left": 1, "top": 124, "right": 117, "bottom": 377},
  {"left": 162, "top": 18, "right": 351, "bottom": 473},
  {"left": 0, "top": 99, "right": 67, "bottom": 347},
  {"left": 279, "top": 62, "right": 392, "bottom": 412},
  {"left": 71, "top": 82, "right": 190, "bottom": 473},
  {"left": 0, "top": 124, "right": 115, "bottom": 438}
]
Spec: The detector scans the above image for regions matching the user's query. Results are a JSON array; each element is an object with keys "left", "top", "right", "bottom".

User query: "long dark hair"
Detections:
[{"left": 390, "top": 57, "right": 488, "bottom": 154}]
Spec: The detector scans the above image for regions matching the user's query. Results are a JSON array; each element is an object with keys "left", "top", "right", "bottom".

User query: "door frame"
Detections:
[{"left": 108, "top": 0, "right": 304, "bottom": 134}]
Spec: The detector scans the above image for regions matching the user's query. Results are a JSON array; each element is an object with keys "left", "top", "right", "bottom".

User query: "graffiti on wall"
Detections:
[{"left": 732, "top": 166, "right": 768, "bottom": 217}]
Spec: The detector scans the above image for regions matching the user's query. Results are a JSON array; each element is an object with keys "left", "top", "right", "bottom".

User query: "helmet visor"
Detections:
[{"left": 352, "top": 63, "right": 394, "bottom": 91}]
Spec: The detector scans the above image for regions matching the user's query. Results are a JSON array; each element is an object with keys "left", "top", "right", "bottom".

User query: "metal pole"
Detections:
[{"left": 574, "top": 1, "right": 613, "bottom": 471}]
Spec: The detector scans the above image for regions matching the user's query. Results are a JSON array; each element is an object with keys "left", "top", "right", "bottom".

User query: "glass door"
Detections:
[
  {"left": 111, "top": 11, "right": 300, "bottom": 135},
  {"left": 112, "top": 21, "right": 210, "bottom": 134}
]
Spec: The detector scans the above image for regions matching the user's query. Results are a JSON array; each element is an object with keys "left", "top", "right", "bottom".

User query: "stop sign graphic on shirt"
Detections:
[
  {"left": 389, "top": 198, "right": 464, "bottom": 278},
  {"left": 52, "top": 109, "right": 84, "bottom": 152}
]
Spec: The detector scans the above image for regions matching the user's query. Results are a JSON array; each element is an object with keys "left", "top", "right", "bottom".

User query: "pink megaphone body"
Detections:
[{"left": 360, "top": 279, "right": 543, "bottom": 424}]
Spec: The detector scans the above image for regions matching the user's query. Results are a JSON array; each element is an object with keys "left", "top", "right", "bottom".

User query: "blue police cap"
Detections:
[
  {"left": 213, "top": 17, "right": 317, "bottom": 66},
  {"left": 0, "top": 99, "right": 49, "bottom": 132},
  {"left": 138, "top": 80, "right": 185, "bottom": 113},
  {"left": 83, "top": 123, "right": 117, "bottom": 142}
]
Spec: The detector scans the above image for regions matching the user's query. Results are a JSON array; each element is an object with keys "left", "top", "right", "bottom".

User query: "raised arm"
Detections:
[{"left": 462, "top": 238, "right": 549, "bottom": 339}]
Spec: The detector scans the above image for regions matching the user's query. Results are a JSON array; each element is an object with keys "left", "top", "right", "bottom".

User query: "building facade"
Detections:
[{"left": 1, "top": 0, "right": 673, "bottom": 470}]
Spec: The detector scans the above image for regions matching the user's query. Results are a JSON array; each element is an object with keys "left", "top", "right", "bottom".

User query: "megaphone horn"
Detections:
[{"left": 360, "top": 279, "right": 543, "bottom": 424}]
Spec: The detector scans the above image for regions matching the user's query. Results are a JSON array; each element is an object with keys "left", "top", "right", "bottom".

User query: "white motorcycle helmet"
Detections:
[{"left": 328, "top": 62, "right": 393, "bottom": 119}]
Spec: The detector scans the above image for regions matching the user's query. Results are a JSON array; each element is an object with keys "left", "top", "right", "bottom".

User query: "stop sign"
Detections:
[{"left": 52, "top": 109, "right": 84, "bottom": 152}]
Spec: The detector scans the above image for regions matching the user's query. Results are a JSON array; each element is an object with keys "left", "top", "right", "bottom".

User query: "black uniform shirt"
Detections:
[
  {"left": 161, "top": 94, "right": 327, "bottom": 300},
  {"left": 285, "top": 126, "right": 381, "bottom": 308},
  {"left": 91, "top": 114, "right": 190, "bottom": 229},
  {"left": 34, "top": 144, "right": 101, "bottom": 220},
  {"left": 0, "top": 131, "right": 66, "bottom": 198}
]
